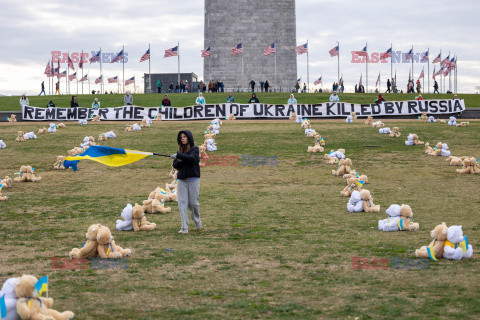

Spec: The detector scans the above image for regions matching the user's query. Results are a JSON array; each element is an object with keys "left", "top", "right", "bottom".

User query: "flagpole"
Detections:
[
  {"left": 242, "top": 38, "right": 245, "bottom": 91},
  {"left": 365, "top": 42, "right": 368, "bottom": 93},
  {"left": 274, "top": 45, "right": 277, "bottom": 93},
  {"left": 148, "top": 43, "right": 151, "bottom": 94},
  {"left": 455, "top": 55, "right": 457, "bottom": 94},
  {"left": 100, "top": 47, "right": 103, "bottom": 94},
  {"left": 390, "top": 43, "right": 393, "bottom": 85},
  {"left": 411, "top": 45, "right": 414, "bottom": 84},
  {"left": 307, "top": 39, "right": 310, "bottom": 92},
  {"left": 422, "top": 67, "right": 424, "bottom": 94},
  {"left": 81, "top": 50, "right": 84, "bottom": 95},
  {"left": 48, "top": 61, "right": 51, "bottom": 96},
  {"left": 122, "top": 45, "right": 125, "bottom": 93},
  {"left": 177, "top": 41, "right": 180, "bottom": 91},
  {"left": 337, "top": 41, "right": 340, "bottom": 84}
]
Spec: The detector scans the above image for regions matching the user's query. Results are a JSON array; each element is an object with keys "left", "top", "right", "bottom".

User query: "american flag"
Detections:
[
  {"left": 440, "top": 54, "right": 450, "bottom": 67},
  {"left": 443, "top": 67, "right": 450, "bottom": 77},
  {"left": 201, "top": 47, "right": 211, "bottom": 57},
  {"left": 79, "top": 74, "right": 88, "bottom": 82},
  {"left": 90, "top": 50, "right": 101, "bottom": 63},
  {"left": 125, "top": 76, "right": 135, "bottom": 85},
  {"left": 405, "top": 48, "right": 413, "bottom": 61},
  {"left": 95, "top": 75, "right": 103, "bottom": 84},
  {"left": 108, "top": 76, "right": 118, "bottom": 83},
  {"left": 339, "top": 76, "right": 343, "bottom": 83},
  {"left": 432, "top": 66, "right": 436, "bottom": 79},
  {"left": 432, "top": 53, "right": 441, "bottom": 64},
  {"left": 380, "top": 47, "right": 392, "bottom": 59},
  {"left": 164, "top": 46, "right": 178, "bottom": 58},
  {"left": 297, "top": 77, "right": 301, "bottom": 84},
  {"left": 314, "top": 76, "right": 322, "bottom": 85},
  {"left": 68, "top": 72, "right": 77, "bottom": 81},
  {"left": 140, "top": 48, "right": 150, "bottom": 62},
  {"left": 78, "top": 54, "right": 84, "bottom": 69},
  {"left": 44, "top": 61, "right": 53, "bottom": 77},
  {"left": 418, "top": 69, "right": 424, "bottom": 81},
  {"left": 263, "top": 43, "right": 276, "bottom": 56},
  {"left": 329, "top": 45, "right": 339, "bottom": 57},
  {"left": 59, "top": 70, "right": 67, "bottom": 78},
  {"left": 53, "top": 67, "right": 59, "bottom": 77},
  {"left": 433, "top": 66, "right": 444, "bottom": 78},
  {"left": 111, "top": 49, "right": 125, "bottom": 63},
  {"left": 420, "top": 50, "right": 429, "bottom": 62},
  {"left": 295, "top": 43, "right": 308, "bottom": 55},
  {"left": 230, "top": 43, "right": 243, "bottom": 55},
  {"left": 376, "top": 73, "right": 380, "bottom": 87},
  {"left": 355, "top": 45, "right": 368, "bottom": 57},
  {"left": 68, "top": 55, "right": 75, "bottom": 70},
  {"left": 449, "top": 56, "right": 456, "bottom": 69}
]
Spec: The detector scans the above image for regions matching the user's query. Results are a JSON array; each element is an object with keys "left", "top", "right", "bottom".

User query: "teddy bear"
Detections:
[
  {"left": 24, "top": 132, "right": 37, "bottom": 140},
  {"left": 445, "top": 156, "right": 466, "bottom": 166},
  {"left": 69, "top": 224, "right": 101, "bottom": 259},
  {"left": 418, "top": 112, "right": 428, "bottom": 120},
  {"left": 341, "top": 178, "right": 363, "bottom": 197},
  {"left": 424, "top": 142, "right": 434, "bottom": 154},
  {"left": 447, "top": 116, "right": 457, "bottom": 126},
  {"left": 427, "top": 142, "right": 443, "bottom": 156},
  {"left": 313, "top": 134, "right": 325, "bottom": 146},
  {"left": 14, "top": 276, "right": 74, "bottom": 319},
  {"left": 343, "top": 170, "right": 368, "bottom": 184},
  {"left": 443, "top": 225, "right": 473, "bottom": 260},
  {"left": 428, "top": 116, "right": 436, "bottom": 123},
  {"left": 0, "top": 192, "right": 7, "bottom": 202},
  {"left": 206, "top": 139, "right": 217, "bottom": 152},
  {"left": 378, "top": 204, "right": 401, "bottom": 231},
  {"left": 440, "top": 143, "right": 451, "bottom": 157},
  {"left": 345, "top": 115, "right": 353, "bottom": 123},
  {"left": 0, "top": 277, "right": 19, "bottom": 320},
  {"left": 13, "top": 166, "right": 41, "bottom": 182},
  {"left": 98, "top": 133, "right": 107, "bottom": 141},
  {"left": 332, "top": 158, "right": 352, "bottom": 176},
  {"left": 382, "top": 204, "right": 419, "bottom": 232},
  {"left": 131, "top": 203, "right": 156, "bottom": 231},
  {"left": 415, "top": 222, "right": 448, "bottom": 260},
  {"left": 57, "top": 123, "right": 65, "bottom": 128},
  {"left": 372, "top": 121, "right": 384, "bottom": 128},
  {"left": 324, "top": 149, "right": 346, "bottom": 164},
  {"left": 289, "top": 112, "right": 297, "bottom": 120},
  {"left": 389, "top": 127, "right": 401, "bottom": 137},
  {"left": 166, "top": 177, "right": 177, "bottom": 190},
  {"left": 154, "top": 113, "right": 162, "bottom": 121},
  {"left": 347, "top": 190, "right": 363, "bottom": 212},
  {"left": 365, "top": 116, "right": 372, "bottom": 125},
  {"left": 456, "top": 121, "right": 469, "bottom": 127},
  {"left": 78, "top": 119, "right": 87, "bottom": 125},
  {"left": 307, "top": 142, "right": 324, "bottom": 153},
  {"left": 116, "top": 204, "right": 133, "bottom": 231},
  {"left": 437, "top": 118, "right": 447, "bottom": 124},
  {"left": 48, "top": 123, "right": 57, "bottom": 133},
  {"left": 90, "top": 114, "right": 101, "bottom": 122},
  {"left": 456, "top": 157, "right": 480, "bottom": 174},
  {"left": 80, "top": 136, "right": 95, "bottom": 149},
  {"left": 226, "top": 113, "right": 236, "bottom": 120},
  {"left": 15, "top": 274, "right": 75, "bottom": 320},
  {"left": 169, "top": 167, "right": 178, "bottom": 179},
  {"left": 1, "top": 176, "right": 13, "bottom": 188},
  {"left": 379, "top": 127, "right": 391, "bottom": 134},
  {"left": 140, "top": 118, "right": 152, "bottom": 128},
  {"left": 53, "top": 156, "right": 65, "bottom": 170},
  {"left": 7, "top": 114, "right": 17, "bottom": 122},
  {"left": 360, "top": 189, "right": 380, "bottom": 212},
  {"left": 143, "top": 198, "right": 171, "bottom": 214},
  {"left": 351, "top": 112, "right": 357, "bottom": 120},
  {"left": 15, "top": 131, "right": 26, "bottom": 142},
  {"left": 0, "top": 140, "right": 6, "bottom": 148},
  {"left": 96, "top": 226, "right": 131, "bottom": 258},
  {"left": 305, "top": 130, "right": 317, "bottom": 137}
]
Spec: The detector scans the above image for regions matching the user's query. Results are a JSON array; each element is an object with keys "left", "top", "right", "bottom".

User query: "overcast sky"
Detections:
[{"left": 0, "top": 0, "right": 479, "bottom": 96}]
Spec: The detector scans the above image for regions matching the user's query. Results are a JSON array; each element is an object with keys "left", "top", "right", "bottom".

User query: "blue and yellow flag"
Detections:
[
  {"left": 34, "top": 276, "right": 48, "bottom": 296},
  {"left": 0, "top": 294, "right": 7, "bottom": 319},
  {"left": 64, "top": 146, "right": 153, "bottom": 171}
]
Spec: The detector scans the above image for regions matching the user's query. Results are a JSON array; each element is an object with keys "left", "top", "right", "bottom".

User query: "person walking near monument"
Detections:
[
  {"left": 260, "top": 81, "right": 265, "bottom": 92},
  {"left": 295, "top": 82, "right": 300, "bottom": 93},
  {"left": 433, "top": 80, "right": 439, "bottom": 94},
  {"left": 39, "top": 81, "right": 46, "bottom": 96},
  {"left": 55, "top": 81, "right": 60, "bottom": 95},
  {"left": 264, "top": 80, "right": 270, "bottom": 92},
  {"left": 169, "top": 83, "right": 174, "bottom": 93},
  {"left": 386, "top": 79, "right": 391, "bottom": 93},
  {"left": 416, "top": 80, "right": 422, "bottom": 94},
  {"left": 250, "top": 80, "right": 256, "bottom": 92},
  {"left": 157, "top": 79, "right": 162, "bottom": 93}
]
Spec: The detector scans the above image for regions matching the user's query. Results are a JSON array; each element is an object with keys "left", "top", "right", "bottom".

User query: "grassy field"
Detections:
[
  {"left": 0, "top": 92, "right": 478, "bottom": 112},
  {"left": 0, "top": 118, "right": 479, "bottom": 319}
]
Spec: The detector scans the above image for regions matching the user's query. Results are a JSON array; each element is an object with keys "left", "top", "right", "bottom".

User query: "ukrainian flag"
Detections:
[
  {"left": 64, "top": 146, "right": 153, "bottom": 171},
  {"left": 34, "top": 276, "right": 48, "bottom": 296},
  {"left": 0, "top": 294, "right": 7, "bottom": 319}
]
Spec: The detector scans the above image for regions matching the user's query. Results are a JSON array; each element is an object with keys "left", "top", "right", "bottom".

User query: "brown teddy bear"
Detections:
[
  {"left": 69, "top": 224, "right": 101, "bottom": 259},
  {"left": 343, "top": 170, "right": 368, "bottom": 184},
  {"left": 154, "top": 113, "right": 162, "bottom": 121},
  {"left": 419, "top": 112, "right": 428, "bottom": 120},
  {"left": 38, "top": 127, "right": 48, "bottom": 134},
  {"left": 90, "top": 115, "right": 101, "bottom": 122},
  {"left": 313, "top": 134, "right": 325, "bottom": 146},
  {"left": 351, "top": 112, "right": 357, "bottom": 120},
  {"left": 307, "top": 142, "right": 324, "bottom": 153},
  {"left": 1, "top": 176, "right": 12, "bottom": 188},
  {"left": 456, "top": 157, "right": 480, "bottom": 174},
  {"left": 389, "top": 127, "right": 401, "bottom": 138},
  {"left": 132, "top": 203, "right": 157, "bottom": 231},
  {"left": 96, "top": 226, "right": 131, "bottom": 258},
  {"left": 0, "top": 191, "right": 7, "bottom": 201},
  {"left": 8, "top": 114, "right": 17, "bottom": 122},
  {"left": 143, "top": 198, "right": 171, "bottom": 214},
  {"left": 341, "top": 178, "right": 362, "bottom": 197},
  {"left": 415, "top": 222, "right": 448, "bottom": 260},
  {"left": 289, "top": 112, "right": 297, "bottom": 120},
  {"left": 426, "top": 142, "right": 443, "bottom": 156},
  {"left": 445, "top": 156, "right": 466, "bottom": 166},
  {"left": 360, "top": 189, "right": 380, "bottom": 212},
  {"left": 437, "top": 119, "right": 447, "bottom": 124},
  {"left": 14, "top": 166, "right": 41, "bottom": 182},
  {"left": 397, "top": 204, "right": 420, "bottom": 231},
  {"left": 412, "top": 134, "right": 424, "bottom": 145},
  {"left": 332, "top": 158, "right": 352, "bottom": 176},
  {"left": 226, "top": 113, "right": 236, "bottom": 120},
  {"left": 424, "top": 142, "right": 434, "bottom": 154},
  {"left": 15, "top": 274, "right": 75, "bottom": 320},
  {"left": 456, "top": 121, "right": 469, "bottom": 127},
  {"left": 53, "top": 156, "right": 66, "bottom": 170},
  {"left": 364, "top": 116, "right": 373, "bottom": 125},
  {"left": 16, "top": 131, "right": 26, "bottom": 142},
  {"left": 98, "top": 133, "right": 107, "bottom": 141}
]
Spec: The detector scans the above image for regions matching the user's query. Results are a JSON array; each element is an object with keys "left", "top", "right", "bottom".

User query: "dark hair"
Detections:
[{"left": 178, "top": 133, "right": 191, "bottom": 153}]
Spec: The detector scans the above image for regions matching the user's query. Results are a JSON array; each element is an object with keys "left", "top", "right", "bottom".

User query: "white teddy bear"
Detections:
[
  {"left": 443, "top": 225, "right": 473, "bottom": 260},
  {"left": 379, "top": 127, "right": 391, "bottom": 134},
  {"left": 428, "top": 116, "right": 436, "bottom": 122},
  {"left": 448, "top": 116, "right": 457, "bottom": 126},
  {"left": 347, "top": 190, "right": 363, "bottom": 212},
  {"left": 24, "top": 132, "right": 37, "bottom": 140},
  {"left": 206, "top": 138, "right": 217, "bottom": 151},
  {"left": 0, "top": 277, "right": 20, "bottom": 320},
  {"left": 295, "top": 115, "right": 302, "bottom": 123},
  {"left": 372, "top": 121, "right": 384, "bottom": 128},
  {"left": 345, "top": 115, "right": 353, "bottom": 123},
  {"left": 132, "top": 123, "right": 141, "bottom": 131},
  {"left": 105, "top": 131, "right": 116, "bottom": 139},
  {"left": 78, "top": 119, "right": 88, "bottom": 125},
  {"left": 0, "top": 140, "right": 6, "bottom": 148},
  {"left": 405, "top": 133, "right": 415, "bottom": 146},
  {"left": 378, "top": 204, "right": 401, "bottom": 231},
  {"left": 440, "top": 143, "right": 451, "bottom": 157},
  {"left": 116, "top": 203, "right": 134, "bottom": 231},
  {"left": 80, "top": 136, "right": 91, "bottom": 149},
  {"left": 47, "top": 123, "right": 57, "bottom": 133}
]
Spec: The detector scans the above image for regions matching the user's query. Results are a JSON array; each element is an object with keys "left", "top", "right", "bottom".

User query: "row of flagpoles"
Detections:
[{"left": 44, "top": 42, "right": 458, "bottom": 95}]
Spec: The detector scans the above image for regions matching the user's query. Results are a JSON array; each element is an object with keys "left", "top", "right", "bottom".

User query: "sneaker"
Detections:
[
  {"left": 178, "top": 229, "right": 188, "bottom": 234},
  {"left": 195, "top": 221, "right": 202, "bottom": 230}
]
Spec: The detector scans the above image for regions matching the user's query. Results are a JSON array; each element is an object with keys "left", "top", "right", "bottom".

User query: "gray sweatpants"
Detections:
[{"left": 177, "top": 179, "right": 201, "bottom": 230}]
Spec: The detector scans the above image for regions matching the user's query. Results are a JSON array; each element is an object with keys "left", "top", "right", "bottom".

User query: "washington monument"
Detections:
[{"left": 204, "top": 0, "right": 297, "bottom": 92}]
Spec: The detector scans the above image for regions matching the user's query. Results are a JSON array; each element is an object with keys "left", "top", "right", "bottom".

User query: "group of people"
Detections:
[
  {"left": 354, "top": 83, "right": 365, "bottom": 93},
  {"left": 249, "top": 80, "right": 270, "bottom": 93},
  {"left": 332, "top": 81, "right": 344, "bottom": 93},
  {"left": 165, "top": 80, "right": 189, "bottom": 94}
]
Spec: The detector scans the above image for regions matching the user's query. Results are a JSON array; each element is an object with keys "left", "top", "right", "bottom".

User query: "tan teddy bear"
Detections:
[
  {"left": 69, "top": 224, "right": 101, "bottom": 259},
  {"left": 57, "top": 123, "right": 66, "bottom": 128},
  {"left": 15, "top": 274, "right": 75, "bottom": 320},
  {"left": 98, "top": 133, "right": 107, "bottom": 141},
  {"left": 154, "top": 113, "right": 162, "bottom": 121},
  {"left": 332, "top": 158, "right": 352, "bottom": 176},
  {"left": 456, "top": 157, "right": 480, "bottom": 174},
  {"left": 415, "top": 222, "right": 448, "bottom": 260},
  {"left": 341, "top": 178, "right": 362, "bottom": 197},
  {"left": 437, "top": 119, "right": 447, "bottom": 124},
  {"left": 360, "top": 189, "right": 380, "bottom": 212},
  {"left": 397, "top": 204, "right": 420, "bottom": 231},
  {"left": 343, "top": 170, "right": 368, "bottom": 184},
  {"left": 351, "top": 112, "right": 357, "bottom": 120},
  {"left": 14, "top": 166, "right": 41, "bottom": 182},
  {"left": 1, "top": 176, "right": 12, "bottom": 188},
  {"left": 0, "top": 192, "right": 7, "bottom": 201},
  {"left": 456, "top": 121, "right": 469, "bottom": 127},
  {"left": 412, "top": 134, "right": 424, "bottom": 145},
  {"left": 307, "top": 142, "right": 324, "bottom": 153},
  {"left": 16, "top": 131, "right": 26, "bottom": 142},
  {"left": 364, "top": 116, "right": 373, "bottom": 125},
  {"left": 424, "top": 142, "right": 434, "bottom": 154},
  {"left": 419, "top": 112, "right": 428, "bottom": 120},
  {"left": 53, "top": 156, "right": 66, "bottom": 170},
  {"left": 132, "top": 203, "right": 156, "bottom": 231},
  {"left": 389, "top": 127, "right": 401, "bottom": 138},
  {"left": 445, "top": 156, "right": 465, "bottom": 166},
  {"left": 90, "top": 115, "right": 101, "bottom": 122},
  {"left": 313, "top": 134, "right": 325, "bottom": 146},
  {"left": 289, "top": 112, "right": 297, "bottom": 120},
  {"left": 8, "top": 114, "right": 17, "bottom": 122},
  {"left": 427, "top": 142, "right": 443, "bottom": 156},
  {"left": 96, "top": 226, "right": 131, "bottom": 258},
  {"left": 143, "top": 198, "right": 171, "bottom": 214},
  {"left": 227, "top": 113, "right": 236, "bottom": 120},
  {"left": 38, "top": 127, "right": 48, "bottom": 134}
]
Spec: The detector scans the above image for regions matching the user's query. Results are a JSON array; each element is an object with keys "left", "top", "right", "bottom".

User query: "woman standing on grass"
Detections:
[{"left": 171, "top": 130, "right": 201, "bottom": 234}]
